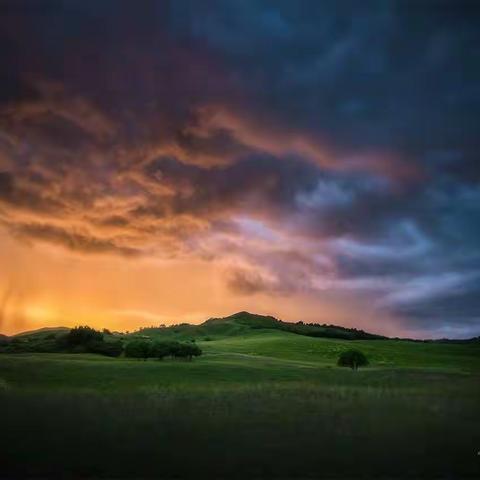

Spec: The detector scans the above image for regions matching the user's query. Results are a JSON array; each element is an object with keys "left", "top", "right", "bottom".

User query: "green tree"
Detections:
[
  {"left": 125, "top": 340, "right": 152, "bottom": 360},
  {"left": 167, "top": 341, "right": 183, "bottom": 358},
  {"left": 173, "top": 342, "right": 202, "bottom": 360},
  {"left": 151, "top": 341, "right": 172, "bottom": 360},
  {"left": 184, "top": 343, "right": 202, "bottom": 360},
  {"left": 337, "top": 349, "right": 369, "bottom": 370}
]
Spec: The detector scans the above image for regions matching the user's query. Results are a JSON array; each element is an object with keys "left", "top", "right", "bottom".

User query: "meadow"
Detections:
[{"left": 1, "top": 323, "right": 480, "bottom": 479}]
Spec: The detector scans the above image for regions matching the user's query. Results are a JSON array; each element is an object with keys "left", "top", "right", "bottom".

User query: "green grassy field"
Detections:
[{"left": 1, "top": 324, "right": 480, "bottom": 478}]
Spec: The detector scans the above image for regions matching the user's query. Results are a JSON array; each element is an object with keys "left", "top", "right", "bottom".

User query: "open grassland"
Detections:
[
  {"left": 199, "top": 330, "right": 480, "bottom": 371},
  {"left": 1, "top": 331, "right": 479, "bottom": 478}
]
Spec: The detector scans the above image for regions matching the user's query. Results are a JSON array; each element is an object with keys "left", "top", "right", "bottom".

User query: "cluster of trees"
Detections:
[
  {"left": 286, "top": 322, "right": 387, "bottom": 340},
  {"left": 59, "top": 326, "right": 123, "bottom": 357},
  {"left": 125, "top": 340, "right": 202, "bottom": 361}
]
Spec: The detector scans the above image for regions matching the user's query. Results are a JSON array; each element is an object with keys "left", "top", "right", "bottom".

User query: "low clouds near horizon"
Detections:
[{"left": 0, "top": 0, "right": 479, "bottom": 338}]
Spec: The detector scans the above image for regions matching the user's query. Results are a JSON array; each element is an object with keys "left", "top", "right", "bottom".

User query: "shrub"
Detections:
[{"left": 337, "top": 350, "right": 369, "bottom": 370}]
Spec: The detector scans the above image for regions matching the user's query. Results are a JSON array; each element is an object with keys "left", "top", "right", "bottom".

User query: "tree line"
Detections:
[{"left": 0, "top": 326, "right": 202, "bottom": 360}]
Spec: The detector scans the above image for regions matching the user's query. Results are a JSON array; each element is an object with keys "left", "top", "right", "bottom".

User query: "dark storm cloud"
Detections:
[
  {"left": 178, "top": 0, "right": 480, "bottom": 154},
  {"left": 393, "top": 285, "right": 480, "bottom": 333},
  {"left": 140, "top": 154, "right": 320, "bottom": 217},
  {"left": 0, "top": 0, "right": 479, "bottom": 336}
]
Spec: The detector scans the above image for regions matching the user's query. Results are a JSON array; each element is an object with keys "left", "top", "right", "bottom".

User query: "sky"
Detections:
[{"left": 0, "top": 0, "right": 479, "bottom": 338}]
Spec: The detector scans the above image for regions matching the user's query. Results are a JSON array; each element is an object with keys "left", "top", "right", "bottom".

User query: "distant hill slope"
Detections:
[
  {"left": 13, "top": 327, "right": 70, "bottom": 338},
  {"left": 134, "top": 311, "right": 388, "bottom": 341},
  {"left": 0, "top": 327, "right": 69, "bottom": 350}
]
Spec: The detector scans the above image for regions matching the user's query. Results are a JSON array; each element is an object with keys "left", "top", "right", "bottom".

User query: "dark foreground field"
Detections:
[{"left": 1, "top": 329, "right": 480, "bottom": 479}]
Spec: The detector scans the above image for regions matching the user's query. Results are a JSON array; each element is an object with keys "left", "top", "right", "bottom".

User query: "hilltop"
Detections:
[{"left": 133, "top": 311, "right": 388, "bottom": 342}]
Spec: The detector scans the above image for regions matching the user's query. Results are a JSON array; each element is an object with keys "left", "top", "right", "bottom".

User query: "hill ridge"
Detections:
[{"left": 199, "top": 311, "right": 387, "bottom": 341}]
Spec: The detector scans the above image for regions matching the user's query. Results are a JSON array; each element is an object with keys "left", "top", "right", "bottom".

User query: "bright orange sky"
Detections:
[{"left": 0, "top": 226, "right": 406, "bottom": 337}]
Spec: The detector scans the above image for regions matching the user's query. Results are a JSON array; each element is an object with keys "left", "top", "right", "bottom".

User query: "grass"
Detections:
[
  {"left": 200, "top": 330, "right": 480, "bottom": 371},
  {"left": 1, "top": 328, "right": 480, "bottom": 478},
  {"left": 2, "top": 386, "right": 479, "bottom": 479}
]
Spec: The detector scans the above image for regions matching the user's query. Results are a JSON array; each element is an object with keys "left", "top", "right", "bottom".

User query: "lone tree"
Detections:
[{"left": 337, "top": 349, "right": 369, "bottom": 370}]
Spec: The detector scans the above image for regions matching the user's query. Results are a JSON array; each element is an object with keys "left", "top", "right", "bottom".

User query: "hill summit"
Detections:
[
  {"left": 204, "top": 311, "right": 281, "bottom": 329},
  {"left": 135, "top": 311, "right": 388, "bottom": 341}
]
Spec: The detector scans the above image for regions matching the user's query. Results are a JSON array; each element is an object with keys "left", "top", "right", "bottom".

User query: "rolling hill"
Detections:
[
  {"left": 131, "top": 310, "right": 479, "bottom": 344},
  {"left": 132, "top": 310, "right": 388, "bottom": 341}
]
